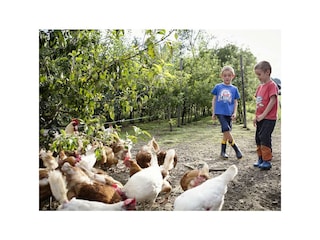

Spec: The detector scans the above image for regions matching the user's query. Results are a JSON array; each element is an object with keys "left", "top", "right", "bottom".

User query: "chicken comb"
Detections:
[
  {"left": 124, "top": 155, "right": 131, "bottom": 162},
  {"left": 72, "top": 118, "right": 79, "bottom": 125}
]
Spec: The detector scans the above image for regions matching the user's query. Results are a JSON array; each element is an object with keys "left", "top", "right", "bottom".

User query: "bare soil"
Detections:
[{"left": 40, "top": 118, "right": 281, "bottom": 211}]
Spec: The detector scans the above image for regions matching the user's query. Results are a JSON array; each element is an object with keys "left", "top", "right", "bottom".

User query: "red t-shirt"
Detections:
[{"left": 255, "top": 80, "right": 279, "bottom": 120}]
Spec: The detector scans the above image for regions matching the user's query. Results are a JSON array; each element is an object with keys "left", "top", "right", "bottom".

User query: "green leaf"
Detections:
[
  {"left": 157, "top": 29, "right": 166, "bottom": 35},
  {"left": 76, "top": 56, "right": 83, "bottom": 62}
]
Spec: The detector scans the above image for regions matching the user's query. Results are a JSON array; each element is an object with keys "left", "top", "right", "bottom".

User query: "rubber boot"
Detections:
[
  {"left": 259, "top": 145, "right": 272, "bottom": 170},
  {"left": 253, "top": 156, "right": 263, "bottom": 167},
  {"left": 259, "top": 160, "right": 272, "bottom": 170},
  {"left": 220, "top": 143, "right": 228, "bottom": 159},
  {"left": 231, "top": 143, "right": 242, "bottom": 159}
]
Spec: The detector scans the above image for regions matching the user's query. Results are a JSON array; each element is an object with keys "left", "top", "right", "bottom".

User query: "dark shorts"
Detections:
[
  {"left": 216, "top": 114, "right": 232, "bottom": 132},
  {"left": 255, "top": 119, "right": 276, "bottom": 148}
]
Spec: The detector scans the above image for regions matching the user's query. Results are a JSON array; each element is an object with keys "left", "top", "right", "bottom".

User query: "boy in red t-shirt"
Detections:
[{"left": 253, "top": 61, "right": 279, "bottom": 170}]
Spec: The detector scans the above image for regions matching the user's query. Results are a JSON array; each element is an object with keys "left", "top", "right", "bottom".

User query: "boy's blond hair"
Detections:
[{"left": 221, "top": 66, "right": 235, "bottom": 75}]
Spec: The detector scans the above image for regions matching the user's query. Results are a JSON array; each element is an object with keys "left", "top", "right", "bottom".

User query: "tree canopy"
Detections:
[{"left": 39, "top": 29, "right": 258, "bottom": 148}]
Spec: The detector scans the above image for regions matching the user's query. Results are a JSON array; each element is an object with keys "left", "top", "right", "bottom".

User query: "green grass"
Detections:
[
  {"left": 117, "top": 97, "right": 282, "bottom": 148},
  {"left": 119, "top": 116, "right": 260, "bottom": 147}
]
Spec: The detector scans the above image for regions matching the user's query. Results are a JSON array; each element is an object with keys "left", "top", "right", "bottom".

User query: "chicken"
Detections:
[
  {"left": 58, "top": 198, "right": 136, "bottom": 211},
  {"left": 48, "top": 169, "right": 136, "bottom": 210},
  {"left": 159, "top": 149, "right": 177, "bottom": 178},
  {"left": 78, "top": 143, "right": 98, "bottom": 170},
  {"left": 97, "top": 145, "right": 118, "bottom": 168},
  {"left": 156, "top": 151, "right": 167, "bottom": 166},
  {"left": 174, "top": 164, "right": 238, "bottom": 211},
  {"left": 123, "top": 158, "right": 142, "bottom": 177},
  {"left": 111, "top": 137, "right": 133, "bottom": 162},
  {"left": 122, "top": 146, "right": 163, "bottom": 209},
  {"left": 60, "top": 162, "right": 123, "bottom": 204},
  {"left": 58, "top": 150, "right": 81, "bottom": 167},
  {"left": 39, "top": 149, "right": 58, "bottom": 205},
  {"left": 157, "top": 149, "right": 177, "bottom": 203},
  {"left": 136, "top": 137, "right": 160, "bottom": 168},
  {"left": 64, "top": 118, "right": 80, "bottom": 135},
  {"left": 77, "top": 161, "right": 123, "bottom": 188},
  {"left": 180, "top": 162, "right": 210, "bottom": 191},
  {"left": 124, "top": 156, "right": 172, "bottom": 204},
  {"left": 39, "top": 149, "right": 58, "bottom": 170},
  {"left": 39, "top": 168, "right": 52, "bottom": 203}
]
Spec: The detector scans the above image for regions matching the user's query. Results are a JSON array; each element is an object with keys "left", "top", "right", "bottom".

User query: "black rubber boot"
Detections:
[
  {"left": 231, "top": 143, "right": 242, "bottom": 159},
  {"left": 220, "top": 143, "right": 228, "bottom": 159}
]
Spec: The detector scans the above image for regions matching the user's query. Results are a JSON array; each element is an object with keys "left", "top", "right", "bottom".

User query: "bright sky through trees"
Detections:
[{"left": 127, "top": 29, "right": 281, "bottom": 80}]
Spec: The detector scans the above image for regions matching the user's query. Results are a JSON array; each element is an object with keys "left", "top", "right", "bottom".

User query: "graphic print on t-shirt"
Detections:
[
  {"left": 218, "top": 89, "right": 232, "bottom": 103},
  {"left": 256, "top": 96, "right": 264, "bottom": 108}
]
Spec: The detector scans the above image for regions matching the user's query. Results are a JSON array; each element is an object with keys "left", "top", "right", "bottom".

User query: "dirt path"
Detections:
[
  {"left": 40, "top": 118, "right": 281, "bottom": 211},
  {"left": 140, "top": 120, "right": 281, "bottom": 211}
]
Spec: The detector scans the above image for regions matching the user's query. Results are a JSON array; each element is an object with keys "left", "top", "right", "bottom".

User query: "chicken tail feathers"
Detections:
[
  {"left": 48, "top": 170, "right": 68, "bottom": 204},
  {"left": 220, "top": 164, "right": 238, "bottom": 183},
  {"left": 162, "top": 149, "right": 176, "bottom": 172}
]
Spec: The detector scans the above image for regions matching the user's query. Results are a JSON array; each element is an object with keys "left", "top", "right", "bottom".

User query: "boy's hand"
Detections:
[{"left": 253, "top": 117, "right": 257, "bottom": 127}]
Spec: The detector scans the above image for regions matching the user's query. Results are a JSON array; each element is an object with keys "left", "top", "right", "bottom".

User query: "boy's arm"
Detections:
[
  {"left": 212, "top": 95, "right": 216, "bottom": 120},
  {"left": 232, "top": 99, "right": 238, "bottom": 119}
]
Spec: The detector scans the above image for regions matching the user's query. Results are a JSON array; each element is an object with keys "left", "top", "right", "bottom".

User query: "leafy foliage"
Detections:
[{"left": 39, "top": 29, "right": 259, "bottom": 148}]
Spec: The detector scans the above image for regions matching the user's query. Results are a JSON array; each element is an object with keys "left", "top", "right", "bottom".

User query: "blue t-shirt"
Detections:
[{"left": 211, "top": 83, "right": 240, "bottom": 116}]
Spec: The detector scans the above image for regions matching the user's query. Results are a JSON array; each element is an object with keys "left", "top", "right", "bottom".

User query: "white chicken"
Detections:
[
  {"left": 39, "top": 149, "right": 58, "bottom": 170},
  {"left": 48, "top": 169, "right": 136, "bottom": 210},
  {"left": 158, "top": 148, "right": 177, "bottom": 203},
  {"left": 159, "top": 148, "right": 177, "bottom": 178},
  {"left": 77, "top": 143, "right": 98, "bottom": 170},
  {"left": 173, "top": 164, "right": 238, "bottom": 211},
  {"left": 122, "top": 145, "right": 163, "bottom": 209},
  {"left": 58, "top": 197, "right": 136, "bottom": 211},
  {"left": 64, "top": 118, "right": 80, "bottom": 135}
]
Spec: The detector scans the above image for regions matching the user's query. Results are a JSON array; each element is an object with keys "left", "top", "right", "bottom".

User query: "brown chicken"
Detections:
[
  {"left": 136, "top": 137, "right": 160, "bottom": 168},
  {"left": 110, "top": 136, "right": 133, "bottom": 163},
  {"left": 39, "top": 168, "right": 52, "bottom": 203},
  {"left": 180, "top": 162, "right": 210, "bottom": 191},
  {"left": 60, "top": 162, "right": 123, "bottom": 204},
  {"left": 48, "top": 170, "right": 136, "bottom": 210},
  {"left": 58, "top": 150, "right": 81, "bottom": 167},
  {"left": 94, "top": 145, "right": 118, "bottom": 169},
  {"left": 123, "top": 158, "right": 142, "bottom": 177}
]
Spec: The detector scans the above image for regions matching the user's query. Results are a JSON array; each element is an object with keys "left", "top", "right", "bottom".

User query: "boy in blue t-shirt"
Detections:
[{"left": 211, "top": 66, "right": 242, "bottom": 159}]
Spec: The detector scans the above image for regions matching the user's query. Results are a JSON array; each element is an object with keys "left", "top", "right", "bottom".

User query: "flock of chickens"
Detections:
[{"left": 39, "top": 119, "right": 238, "bottom": 211}]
